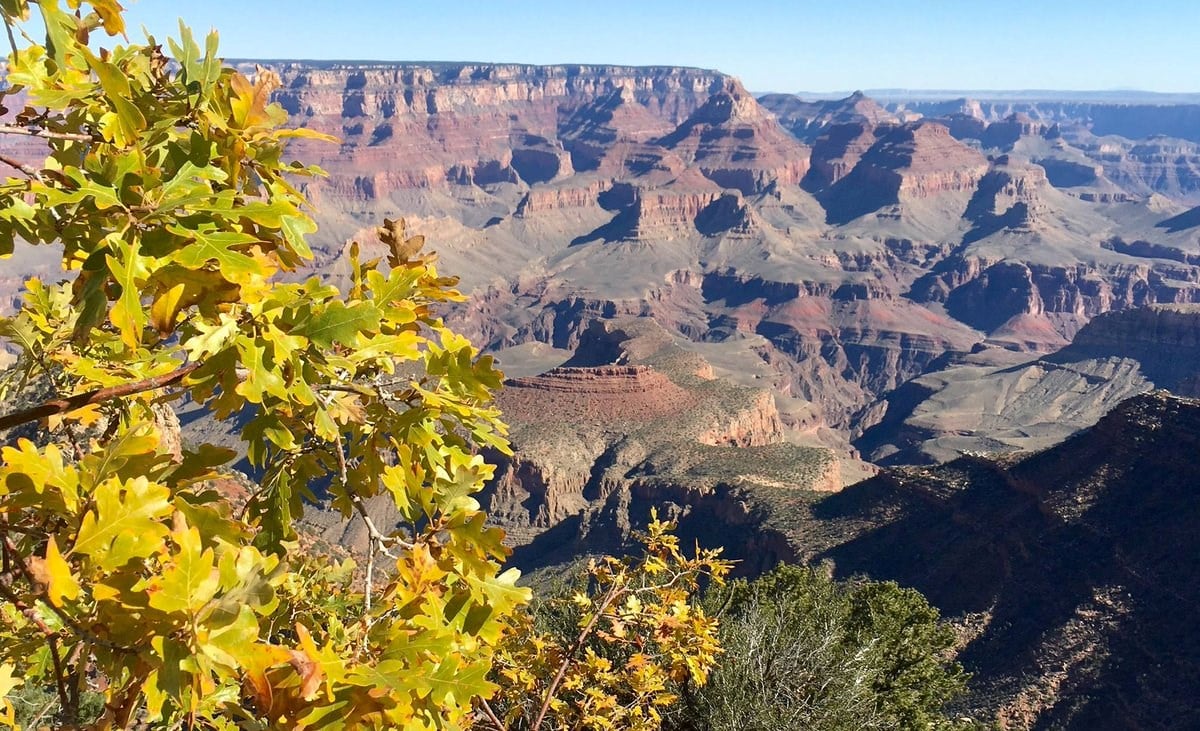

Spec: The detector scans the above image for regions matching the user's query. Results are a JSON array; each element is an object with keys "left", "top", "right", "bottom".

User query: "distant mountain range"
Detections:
[{"left": 790, "top": 89, "right": 1200, "bottom": 104}]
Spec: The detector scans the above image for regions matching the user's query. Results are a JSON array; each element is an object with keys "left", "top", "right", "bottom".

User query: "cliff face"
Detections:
[
  {"left": 815, "top": 392, "right": 1200, "bottom": 729},
  {"left": 759, "top": 90, "right": 898, "bottom": 142},
  {"left": 819, "top": 121, "right": 989, "bottom": 224},
  {"left": 267, "top": 62, "right": 728, "bottom": 201},
  {"left": 915, "top": 257, "right": 1200, "bottom": 339},
  {"left": 1066, "top": 304, "right": 1200, "bottom": 394},
  {"left": 856, "top": 305, "right": 1200, "bottom": 464},
  {"left": 657, "top": 79, "right": 812, "bottom": 195},
  {"left": 803, "top": 121, "right": 877, "bottom": 190},
  {"left": 889, "top": 98, "right": 1200, "bottom": 142}
]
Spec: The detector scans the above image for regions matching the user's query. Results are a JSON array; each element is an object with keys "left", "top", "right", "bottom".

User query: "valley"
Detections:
[
  {"left": 5, "top": 56, "right": 1200, "bottom": 728},
  {"left": 242, "top": 64, "right": 1200, "bottom": 727}
]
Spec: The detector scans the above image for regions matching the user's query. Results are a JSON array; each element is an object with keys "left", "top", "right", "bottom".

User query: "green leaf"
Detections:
[
  {"left": 152, "top": 162, "right": 227, "bottom": 214},
  {"left": 302, "top": 301, "right": 382, "bottom": 349},
  {"left": 280, "top": 212, "right": 316, "bottom": 260},
  {"left": 105, "top": 236, "right": 150, "bottom": 348},
  {"left": 83, "top": 48, "right": 148, "bottom": 147},
  {"left": 182, "top": 312, "right": 239, "bottom": 360},
  {"left": 168, "top": 225, "right": 265, "bottom": 281},
  {"left": 200, "top": 605, "right": 259, "bottom": 670},
  {"left": 234, "top": 335, "right": 289, "bottom": 403},
  {"left": 424, "top": 656, "right": 493, "bottom": 709},
  {"left": 73, "top": 477, "right": 172, "bottom": 571}
]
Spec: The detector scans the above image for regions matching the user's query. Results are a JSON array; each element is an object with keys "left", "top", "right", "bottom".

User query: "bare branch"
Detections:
[
  {"left": 477, "top": 697, "right": 508, "bottom": 731},
  {"left": 330, "top": 437, "right": 411, "bottom": 556},
  {"left": 0, "top": 362, "right": 200, "bottom": 431},
  {"left": 2, "top": 15, "right": 17, "bottom": 60},
  {"left": 0, "top": 152, "right": 40, "bottom": 179},
  {"left": 0, "top": 124, "right": 95, "bottom": 142}
]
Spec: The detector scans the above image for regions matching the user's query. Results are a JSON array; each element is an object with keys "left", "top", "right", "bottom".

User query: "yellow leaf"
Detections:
[
  {"left": 290, "top": 623, "right": 325, "bottom": 701},
  {"left": 74, "top": 476, "right": 172, "bottom": 571},
  {"left": 0, "top": 662, "right": 21, "bottom": 729},
  {"left": 91, "top": 0, "right": 126, "bottom": 36},
  {"left": 64, "top": 403, "right": 104, "bottom": 428},
  {"left": 43, "top": 535, "right": 80, "bottom": 607},
  {"left": 149, "top": 282, "right": 186, "bottom": 335},
  {"left": 147, "top": 520, "right": 219, "bottom": 616},
  {"left": 91, "top": 582, "right": 120, "bottom": 602}
]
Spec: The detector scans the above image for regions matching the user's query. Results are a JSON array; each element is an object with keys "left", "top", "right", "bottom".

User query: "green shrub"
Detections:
[{"left": 670, "top": 564, "right": 977, "bottom": 730}]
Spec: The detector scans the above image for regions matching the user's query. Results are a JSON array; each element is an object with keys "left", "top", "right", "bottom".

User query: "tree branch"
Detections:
[
  {"left": 2, "top": 15, "right": 17, "bottom": 60},
  {"left": 0, "top": 152, "right": 40, "bottom": 179},
  {"left": 532, "top": 581, "right": 626, "bottom": 730},
  {"left": 0, "top": 362, "right": 199, "bottom": 432},
  {"left": 477, "top": 697, "right": 507, "bottom": 731},
  {"left": 0, "top": 124, "right": 94, "bottom": 142}
]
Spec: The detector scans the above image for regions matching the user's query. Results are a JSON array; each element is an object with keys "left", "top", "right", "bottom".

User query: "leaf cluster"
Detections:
[
  {"left": 487, "top": 513, "right": 731, "bottom": 731},
  {"left": 0, "top": 2, "right": 529, "bottom": 728}
]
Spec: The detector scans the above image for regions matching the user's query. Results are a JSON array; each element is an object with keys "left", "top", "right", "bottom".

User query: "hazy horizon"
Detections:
[{"left": 120, "top": 0, "right": 1200, "bottom": 94}]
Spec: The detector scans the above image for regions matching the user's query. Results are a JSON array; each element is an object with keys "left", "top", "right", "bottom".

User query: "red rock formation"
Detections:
[
  {"left": 499, "top": 365, "right": 697, "bottom": 423},
  {"left": 820, "top": 121, "right": 989, "bottom": 223},
  {"left": 265, "top": 62, "right": 728, "bottom": 202},
  {"left": 657, "top": 79, "right": 812, "bottom": 195},
  {"left": 696, "top": 390, "right": 784, "bottom": 447},
  {"left": 515, "top": 178, "right": 611, "bottom": 216},
  {"left": 965, "top": 157, "right": 1052, "bottom": 233},
  {"left": 804, "top": 121, "right": 878, "bottom": 190}
]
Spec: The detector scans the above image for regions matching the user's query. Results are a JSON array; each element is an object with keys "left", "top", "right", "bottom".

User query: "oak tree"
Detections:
[{"left": 0, "top": 1, "right": 527, "bottom": 728}]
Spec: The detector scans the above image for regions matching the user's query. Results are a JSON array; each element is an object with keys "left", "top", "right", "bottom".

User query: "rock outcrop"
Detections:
[
  {"left": 481, "top": 319, "right": 840, "bottom": 558},
  {"left": 267, "top": 62, "right": 728, "bottom": 206},
  {"left": 820, "top": 121, "right": 989, "bottom": 224},
  {"left": 856, "top": 305, "right": 1200, "bottom": 463},
  {"left": 657, "top": 79, "right": 811, "bottom": 195},
  {"left": 802, "top": 121, "right": 877, "bottom": 190},
  {"left": 759, "top": 90, "right": 897, "bottom": 142}
]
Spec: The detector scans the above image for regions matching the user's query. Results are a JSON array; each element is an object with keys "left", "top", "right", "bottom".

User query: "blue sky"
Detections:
[{"left": 117, "top": 1, "right": 1200, "bottom": 93}]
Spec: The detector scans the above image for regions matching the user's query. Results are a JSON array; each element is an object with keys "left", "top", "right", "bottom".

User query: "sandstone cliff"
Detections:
[{"left": 819, "top": 121, "right": 989, "bottom": 224}]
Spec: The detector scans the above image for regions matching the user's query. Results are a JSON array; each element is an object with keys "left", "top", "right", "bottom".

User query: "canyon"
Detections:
[
  {"left": 6, "top": 59, "right": 1200, "bottom": 727},
  {"left": 8, "top": 58, "right": 1200, "bottom": 556},
  {"left": 253, "top": 61, "right": 1200, "bottom": 433},
  {"left": 131, "top": 62, "right": 1198, "bottom": 563}
]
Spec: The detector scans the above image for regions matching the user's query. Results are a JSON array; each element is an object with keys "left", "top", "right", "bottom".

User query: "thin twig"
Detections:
[
  {"left": 334, "top": 439, "right": 374, "bottom": 614},
  {"left": 3, "top": 16, "right": 17, "bottom": 60},
  {"left": 0, "top": 362, "right": 200, "bottom": 431},
  {"left": 47, "top": 635, "right": 72, "bottom": 723},
  {"left": 477, "top": 697, "right": 507, "bottom": 731},
  {"left": 531, "top": 582, "right": 626, "bottom": 730},
  {"left": 331, "top": 439, "right": 409, "bottom": 556},
  {"left": 0, "top": 124, "right": 94, "bottom": 142},
  {"left": 333, "top": 439, "right": 405, "bottom": 616}
]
